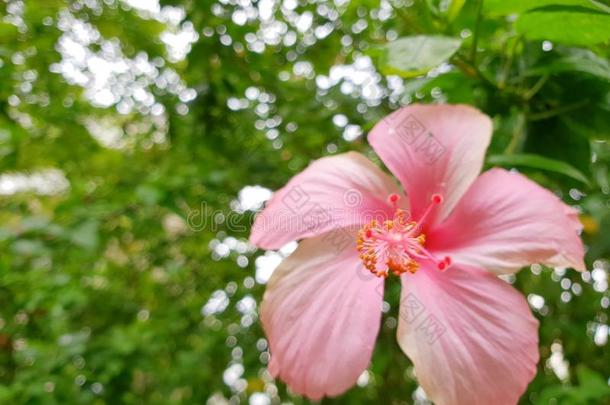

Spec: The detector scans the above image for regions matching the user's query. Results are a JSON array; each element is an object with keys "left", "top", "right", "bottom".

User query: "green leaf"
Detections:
[
  {"left": 562, "top": 107, "right": 610, "bottom": 140},
  {"left": 484, "top": 0, "right": 600, "bottom": 16},
  {"left": 589, "top": 0, "right": 610, "bottom": 13},
  {"left": 136, "top": 184, "right": 164, "bottom": 205},
  {"left": 515, "top": 6, "right": 610, "bottom": 46},
  {"left": 576, "top": 366, "right": 610, "bottom": 390},
  {"left": 525, "top": 113, "right": 593, "bottom": 176},
  {"left": 400, "top": 72, "right": 478, "bottom": 104},
  {"left": 447, "top": 0, "right": 466, "bottom": 21},
  {"left": 69, "top": 220, "right": 100, "bottom": 251},
  {"left": 572, "top": 366, "right": 610, "bottom": 401},
  {"left": 525, "top": 49, "right": 610, "bottom": 81},
  {"left": 372, "top": 36, "right": 462, "bottom": 78},
  {"left": 487, "top": 153, "right": 591, "bottom": 185},
  {"left": 0, "top": 22, "right": 19, "bottom": 40}
]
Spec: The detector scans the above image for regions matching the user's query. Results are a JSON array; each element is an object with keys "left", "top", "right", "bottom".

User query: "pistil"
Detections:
[{"left": 356, "top": 194, "right": 451, "bottom": 278}]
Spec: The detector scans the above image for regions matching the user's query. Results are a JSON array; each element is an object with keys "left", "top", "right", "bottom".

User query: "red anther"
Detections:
[
  {"left": 431, "top": 194, "right": 443, "bottom": 204},
  {"left": 437, "top": 261, "right": 447, "bottom": 271},
  {"left": 444, "top": 256, "right": 452, "bottom": 266},
  {"left": 365, "top": 229, "right": 373, "bottom": 238},
  {"left": 389, "top": 194, "right": 400, "bottom": 203}
]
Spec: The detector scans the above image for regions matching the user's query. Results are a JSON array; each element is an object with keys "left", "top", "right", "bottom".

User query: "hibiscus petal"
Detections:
[
  {"left": 396, "top": 263, "right": 539, "bottom": 405},
  {"left": 261, "top": 229, "right": 384, "bottom": 399},
  {"left": 368, "top": 104, "right": 492, "bottom": 224},
  {"left": 250, "top": 152, "right": 402, "bottom": 250},
  {"left": 428, "top": 168, "right": 585, "bottom": 274}
]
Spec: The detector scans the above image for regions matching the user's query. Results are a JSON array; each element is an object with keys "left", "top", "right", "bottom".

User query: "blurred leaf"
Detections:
[
  {"left": 69, "top": 220, "right": 99, "bottom": 251},
  {"left": 136, "top": 184, "right": 164, "bottom": 206},
  {"left": 576, "top": 365, "right": 610, "bottom": 394},
  {"left": 487, "top": 153, "right": 591, "bottom": 185},
  {"left": 536, "top": 366, "right": 610, "bottom": 404},
  {"left": 372, "top": 36, "right": 462, "bottom": 78},
  {"left": 11, "top": 239, "right": 48, "bottom": 256},
  {"left": 562, "top": 106, "right": 610, "bottom": 140},
  {"left": 447, "top": 0, "right": 466, "bottom": 21},
  {"left": 525, "top": 49, "right": 610, "bottom": 81},
  {"left": 1, "top": 0, "right": 610, "bottom": 402},
  {"left": 515, "top": 6, "right": 610, "bottom": 46},
  {"left": 484, "top": 0, "right": 601, "bottom": 15},
  {"left": 0, "top": 22, "right": 18, "bottom": 40},
  {"left": 400, "top": 72, "right": 478, "bottom": 104}
]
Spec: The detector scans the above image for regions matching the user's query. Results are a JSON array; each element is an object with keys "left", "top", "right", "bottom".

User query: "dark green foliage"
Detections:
[{"left": 0, "top": 0, "right": 608, "bottom": 403}]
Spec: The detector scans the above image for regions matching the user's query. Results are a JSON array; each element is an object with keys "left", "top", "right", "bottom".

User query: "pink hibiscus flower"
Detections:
[{"left": 249, "top": 104, "right": 585, "bottom": 404}]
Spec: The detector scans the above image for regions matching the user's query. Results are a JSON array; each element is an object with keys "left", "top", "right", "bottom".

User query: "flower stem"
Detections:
[{"left": 470, "top": 0, "right": 484, "bottom": 64}]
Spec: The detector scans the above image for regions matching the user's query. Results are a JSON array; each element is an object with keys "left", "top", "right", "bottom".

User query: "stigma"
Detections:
[{"left": 356, "top": 194, "right": 451, "bottom": 278}]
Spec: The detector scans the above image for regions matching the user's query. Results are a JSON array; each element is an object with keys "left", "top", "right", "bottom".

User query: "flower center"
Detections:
[{"left": 357, "top": 194, "right": 451, "bottom": 278}]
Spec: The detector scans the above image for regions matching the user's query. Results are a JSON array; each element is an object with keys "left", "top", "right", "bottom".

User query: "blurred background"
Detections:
[{"left": 0, "top": 0, "right": 609, "bottom": 403}]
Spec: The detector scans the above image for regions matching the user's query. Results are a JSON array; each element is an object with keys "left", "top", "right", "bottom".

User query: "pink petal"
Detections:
[
  {"left": 428, "top": 168, "right": 585, "bottom": 274},
  {"left": 250, "top": 152, "right": 402, "bottom": 250},
  {"left": 261, "top": 229, "right": 384, "bottom": 399},
  {"left": 397, "top": 263, "right": 539, "bottom": 405},
  {"left": 368, "top": 104, "right": 492, "bottom": 225}
]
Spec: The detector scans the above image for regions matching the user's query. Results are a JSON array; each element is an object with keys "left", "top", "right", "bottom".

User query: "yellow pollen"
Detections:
[{"left": 356, "top": 208, "right": 425, "bottom": 278}]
